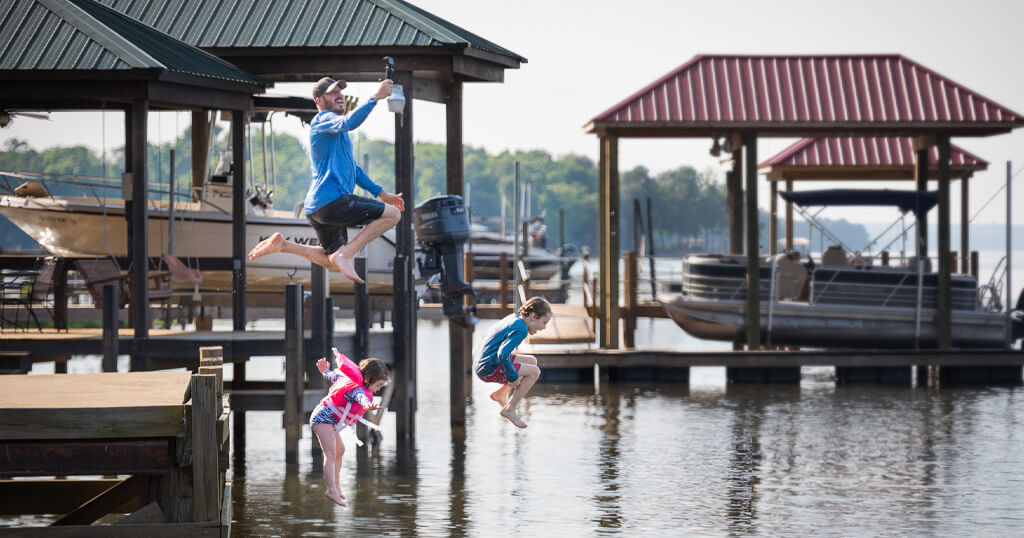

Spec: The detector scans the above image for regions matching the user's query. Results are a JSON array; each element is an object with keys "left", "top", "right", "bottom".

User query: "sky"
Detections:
[{"left": 3, "top": 0, "right": 1023, "bottom": 227}]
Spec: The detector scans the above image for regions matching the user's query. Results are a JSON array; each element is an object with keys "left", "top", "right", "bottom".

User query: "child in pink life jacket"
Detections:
[{"left": 310, "top": 348, "right": 390, "bottom": 507}]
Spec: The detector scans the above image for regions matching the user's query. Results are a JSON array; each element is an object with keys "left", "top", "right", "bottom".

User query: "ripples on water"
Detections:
[{"left": 225, "top": 318, "right": 1024, "bottom": 537}]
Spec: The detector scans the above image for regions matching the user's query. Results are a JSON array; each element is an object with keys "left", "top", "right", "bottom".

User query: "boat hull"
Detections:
[
  {"left": 662, "top": 294, "right": 1009, "bottom": 349},
  {"left": 0, "top": 196, "right": 396, "bottom": 293}
]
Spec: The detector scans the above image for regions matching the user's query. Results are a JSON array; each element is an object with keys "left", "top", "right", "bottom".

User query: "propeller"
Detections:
[{"left": 0, "top": 109, "right": 51, "bottom": 128}]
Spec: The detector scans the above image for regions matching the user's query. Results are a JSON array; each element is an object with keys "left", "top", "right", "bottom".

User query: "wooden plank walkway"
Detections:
[
  {"left": 0, "top": 371, "right": 191, "bottom": 440},
  {"left": 526, "top": 304, "right": 595, "bottom": 344}
]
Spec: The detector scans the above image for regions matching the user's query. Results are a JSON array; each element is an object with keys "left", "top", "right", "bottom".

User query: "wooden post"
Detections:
[
  {"left": 446, "top": 83, "right": 468, "bottom": 427},
  {"left": 53, "top": 260, "right": 68, "bottom": 331},
  {"left": 130, "top": 100, "right": 149, "bottom": 341},
  {"left": 785, "top": 179, "right": 794, "bottom": 251},
  {"left": 463, "top": 251, "right": 475, "bottom": 378},
  {"left": 743, "top": 134, "right": 760, "bottom": 350},
  {"left": 913, "top": 145, "right": 929, "bottom": 264},
  {"left": 729, "top": 147, "right": 744, "bottom": 255},
  {"left": 624, "top": 252, "right": 637, "bottom": 349},
  {"left": 971, "top": 251, "right": 979, "bottom": 280},
  {"left": 231, "top": 110, "right": 247, "bottom": 333},
  {"left": 936, "top": 135, "right": 952, "bottom": 349},
  {"left": 392, "top": 70, "right": 417, "bottom": 441},
  {"left": 951, "top": 251, "right": 959, "bottom": 274},
  {"left": 198, "top": 346, "right": 224, "bottom": 411},
  {"left": 598, "top": 135, "right": 620, "bottom": 349},
  {"left": 191, "top": 110, "right": 209, "bottom": 194},
  {"left": 881, "top": 251, "right": 890, "bottom": 266},
  {"left": 769, "top": 180, "right": 778, "bottom": 255},
  {"left": 310, "top": 263, "right": 328, "bottom": 359},
  {"left": 102, "top": 284, "right": 118, "bottom": 373},
  {"left": 191, "top": 374, "right": 218, "bottom": 523},
  {"left": 354, "top": 257, "right": 370, "bottom": 360},
  {"left": 284, "top": 283, "right": 303, "bottom": 465},
  {"left": 961, "top": 175, "right": 970, "bottom": 274},
  {"left": 498, "top": 252, "right": 509, "bottom": 313}
]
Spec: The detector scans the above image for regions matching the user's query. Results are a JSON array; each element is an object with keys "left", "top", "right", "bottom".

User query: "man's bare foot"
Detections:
[
  {"left": 249, "top": 232, "right": 285, "bottom": 260},
  {"left": 330, "top": 251, "right": 364, "bottom": 284},
  {"left": 490, "top": 388, "right": 508, "bottom": 407},
  {"left": 325, "top": 490, "right": 347, "bottom": 507},
  {"left": 500, "top": 408, "right": 527, "bottom": 428}
]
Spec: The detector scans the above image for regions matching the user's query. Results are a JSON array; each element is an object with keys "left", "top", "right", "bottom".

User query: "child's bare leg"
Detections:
[
  {"left": 501, "top": 363, "right": 540, "bottom": 429},
  {"left": 312, "top": 424, "right": 346, "bottom": 506},
  {"left": 489, "top": 383, "right": 511, "bottom": 406},
  {"left": 333, "top": 432, "right": 345, "bottom": 500},
  {"left": 249, "top": 232, "right": 336, "bottom": 272}
]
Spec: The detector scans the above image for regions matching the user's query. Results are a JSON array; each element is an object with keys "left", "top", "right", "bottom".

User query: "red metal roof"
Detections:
[
  {"left": 761, "top": 137, "right": 988, "bottom": 167},
  {"left": 759, "top": 137, "right": 988, "bottom": 181},
  {"left": 585, "top": 54, "right": 1024, "bottom": 136}
]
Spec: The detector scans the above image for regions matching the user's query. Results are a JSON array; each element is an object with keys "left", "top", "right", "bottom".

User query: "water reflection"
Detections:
[{"left": 226, "top": 365, "right": 1023, "bottom": 536}]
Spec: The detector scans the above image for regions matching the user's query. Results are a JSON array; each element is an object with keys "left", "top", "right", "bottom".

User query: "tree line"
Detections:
[{"left": 0, "top": 130, "right": 867, "bottom": 254}]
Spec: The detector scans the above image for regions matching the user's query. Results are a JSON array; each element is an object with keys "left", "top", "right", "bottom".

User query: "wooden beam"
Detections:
[
  {"left": 0, "top": 479, "right": 131, "bottom": 515},
  {"left": 412, "top": 77, "right": 445, "bottom": 104},
  {"left": 446, "top": 81, "right": 467, "bottom": 426},
  {"left": 52, "top": 475, "right": 149, "bottom": 526},
  {"left": 0, "top": 440, "right": 173, "bottom": 475}
]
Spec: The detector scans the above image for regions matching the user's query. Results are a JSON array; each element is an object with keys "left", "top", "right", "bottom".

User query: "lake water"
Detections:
[
  {"left": 226, "top": 316, "right": 1024, "bottom": 537},
  {"left": 12, "top": 250, "right": 1024, "bottom": 535}
]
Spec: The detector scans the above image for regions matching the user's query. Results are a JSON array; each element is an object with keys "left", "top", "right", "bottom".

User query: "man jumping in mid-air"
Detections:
[{"left": 248, "top": 76, "right": 404, "bottom": 283}]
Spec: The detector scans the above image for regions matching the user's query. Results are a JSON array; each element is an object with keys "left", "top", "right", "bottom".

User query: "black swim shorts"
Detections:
[{"left": 306, "top": 193, "right": 386, "bottom": 255}]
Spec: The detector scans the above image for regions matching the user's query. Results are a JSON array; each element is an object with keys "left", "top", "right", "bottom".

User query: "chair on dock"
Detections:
[
  {"left": 161, "top": 254, "right": 202, "bottom": 302},
  {"left": 0, "top": 257, "right": 59, "bottom": 333},
  {"left": 74, "top": 258, "right": 173, "bottom": 309}
]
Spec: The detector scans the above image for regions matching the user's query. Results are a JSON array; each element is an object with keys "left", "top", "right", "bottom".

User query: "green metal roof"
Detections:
[
  {"left": 1, "top": 0, "right": 267, "bottom": 86},
  {"left": 96, "top": 0, "right": 526, "bottom": 63}
]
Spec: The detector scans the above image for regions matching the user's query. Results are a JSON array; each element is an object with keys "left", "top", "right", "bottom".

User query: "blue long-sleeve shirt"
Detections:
[
  {"left": 474, "top": 313, "right": 528, "bottom": 383},
  {"left": 304, "top": 98, "right": 383, "bottom": 214}
]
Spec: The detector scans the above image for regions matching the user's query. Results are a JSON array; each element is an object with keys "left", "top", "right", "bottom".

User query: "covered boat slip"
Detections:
[
  {"left": 0, "top": 367, "right": 231, "bottom": 535},
  {"left": 585, "top": 54, "right": 1024, "bottom": 355}
]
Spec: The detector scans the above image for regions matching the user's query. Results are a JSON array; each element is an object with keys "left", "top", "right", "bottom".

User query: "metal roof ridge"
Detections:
[
  {"left": 366, "top": 0, "right": 466, "bottom": 46},
  {"left": 369, "top": 0, "right": 526, "bottom": 61},
  {"left": 36, "top": 0, "right": 162, "bottom": 69},
  {"left": 892, "top": 53, "right": 1024, "bottom": 121},
  {"left": 587, "top": 55, "right": 705, "bottom": 126},
  {"left": 759, "top": 138, "right": 814, "bottom": 167}
]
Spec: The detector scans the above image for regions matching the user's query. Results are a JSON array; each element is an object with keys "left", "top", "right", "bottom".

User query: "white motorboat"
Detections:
[{"left": 0, "top": 169, "right": 396, "bottom": 294}]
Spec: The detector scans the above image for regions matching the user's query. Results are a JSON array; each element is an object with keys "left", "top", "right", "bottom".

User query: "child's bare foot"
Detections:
[
  {"left": 489, "top": 388, "right": 508, "bottom": 407},
  {"left": 500, "top": 408, "right": 527, "bottom": 428},
  {"left": 330, "top": 251, "right": 364, "bottom": 284},
  {"left": 248, "top": 232, "right": 284, "bottom": 260},
  {"left": 325, "top": 490, "right": 347, "bottom": 507}
]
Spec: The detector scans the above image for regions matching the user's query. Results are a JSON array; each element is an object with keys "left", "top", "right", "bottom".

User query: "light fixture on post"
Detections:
[{"left": 709, "top": 136, "right": 722, "bottom": 157}]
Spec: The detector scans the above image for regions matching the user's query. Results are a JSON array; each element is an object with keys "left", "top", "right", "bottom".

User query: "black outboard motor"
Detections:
[{"left": 414, "top": 195, "right": 477, "bottom": 326}]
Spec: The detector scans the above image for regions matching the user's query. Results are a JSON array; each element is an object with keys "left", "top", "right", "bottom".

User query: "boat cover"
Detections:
[{"left": 778, "top": 189, "right": 937, "bottom": 216}]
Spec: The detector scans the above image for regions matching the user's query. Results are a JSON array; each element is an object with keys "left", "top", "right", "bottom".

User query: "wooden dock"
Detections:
[{"left": 0, "top": 356, "right": 231, "bottom": 535}]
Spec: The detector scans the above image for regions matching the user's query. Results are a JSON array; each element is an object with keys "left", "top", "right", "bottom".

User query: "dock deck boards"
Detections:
[
  {"left": 526, "top": 304, "right": 595, "bottom": 344},
  {"left": 0, "top": 371, "right": 191, "bottom": 440}
]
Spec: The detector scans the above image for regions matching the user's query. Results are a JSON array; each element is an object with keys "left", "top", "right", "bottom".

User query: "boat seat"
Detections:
[{"left": 822, "top": 245, "right": 848, "bottom": 266}]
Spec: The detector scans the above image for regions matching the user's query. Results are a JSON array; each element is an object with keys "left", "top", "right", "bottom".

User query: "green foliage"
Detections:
[{"left": 0, "top": 130, "right": 866, "bottom": 255}]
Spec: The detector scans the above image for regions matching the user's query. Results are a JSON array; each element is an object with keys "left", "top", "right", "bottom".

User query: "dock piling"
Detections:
[
  {"left": 284, "top": 283, "right": 303, "bottom": 465},
  {"left": 102, "top": 284, "right": 118, "bottom": 373}
]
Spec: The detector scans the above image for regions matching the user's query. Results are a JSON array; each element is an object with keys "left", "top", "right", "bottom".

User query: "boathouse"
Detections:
[{"left": 584, "top": 54, "right": 1024, "bottom": 358}]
